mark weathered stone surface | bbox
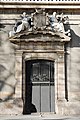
[0,31,16,100]
[0,8,80,116]
[0,98,23,115]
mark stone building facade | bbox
[0,1,80,115]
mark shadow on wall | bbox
[0,65,6,92]
[0,64,15,102]
[0,24,16,102]
[64,23,80,48]
[0,24,5,29]
[70,29,80,48]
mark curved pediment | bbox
[9,30,70,44]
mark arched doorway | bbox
[23,59,55,114]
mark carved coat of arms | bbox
[31,9,48,30]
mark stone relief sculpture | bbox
[14,12,31,33]
[9,12,31,37]
[9,9,70,37]
[49,12,70,36]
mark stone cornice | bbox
[0,2,80,9]
[9,30,70,44]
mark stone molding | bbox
[0,2,80,9]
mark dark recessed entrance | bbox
[23,59,55,114]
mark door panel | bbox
[51,85,55,112]
[41,85,50,112]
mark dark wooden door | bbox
[24,60,55,114]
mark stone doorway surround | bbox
[8,10,70,114]
[9,32,70,114]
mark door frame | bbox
[24,59,55,114]
[22,54,57,114]
[22,52,65,115]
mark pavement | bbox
[0,114,80,120]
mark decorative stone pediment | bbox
[9,9,70,52]
[9,30,70,53]
[9,30,70,44]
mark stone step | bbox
[0,115,80,120]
